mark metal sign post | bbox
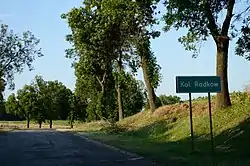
[176,76,221,153]
[208,92,214,153]
[188,92,195,151]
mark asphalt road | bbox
[0,130,160,166]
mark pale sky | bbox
[1,0,250,100]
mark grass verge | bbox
[84,92,250,166]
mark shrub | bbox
[101,119,127,134]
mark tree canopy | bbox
[163,0,250,108]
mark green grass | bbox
[0,120,73,129]
[84,92,250,166]
[0,120,107,131]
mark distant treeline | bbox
[0,75,181,128]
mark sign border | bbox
[176,76,221,93]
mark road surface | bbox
[0,130,159,166]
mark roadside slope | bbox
[85,92,250,165]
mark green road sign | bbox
[176,76,221,93]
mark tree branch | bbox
[203,0,219,37]
[233,5,250,22]
[0,53,18,75]
[0,40,23,75]
[96,70,107,86]
[101,70,107,84]
[222,0,236,35]
[96,76,102,86]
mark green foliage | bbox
[119,72,147,117]
[68,94,76,128]
[61,0,161,120]
[158,95,181,106]
[69,95,87,122]
[235,16,250,60]
[5,94,19,116]
[0,100,5,115]
[163,0,250,58]
[10,75,84,126]
[16,85,37,121]
[144,94,182,110]
[62,1,119,121]
[0,24,43,90]
[144,95,162,110]
[147,51,162,89]
[230,91,250,104]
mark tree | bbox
[120,72,147,117]
[68,94,77,128]
[5,93,19,116]
[32,96,46,129]
[61,1,118,120]
[99,0,147,119]
[0,24,43,90]
[16,76,75,128]
[132,0,162,112]
[62,0,162,120]
[136,36,162,112]
[17,85,37,128]
[73,64,98,121]
[73,96,87,122]
[46,80,61,125]
[0,78,6,115]
[33,76,73,128]
[30,77,47,128]
[163,0,250,109]
[158,95,181,106]
[73,57,116,121]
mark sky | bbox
[0,0,250,100]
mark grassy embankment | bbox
[80,92,250,166]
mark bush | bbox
[158,95,181,105]
[230,91,249,104]
[245,83,250,97]
[101,119,127,134]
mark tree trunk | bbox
[96,70,107,120]
[39,122,42,128]
[49,119,53,129]
[117,52,124,121]
[98,84,105,120]
[70,111,74,129]
[70,122,73,129]
[215,36,232,109]
[27,113,30,129]
[141,54,156,112]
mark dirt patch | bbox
[0,124,20,129]
[152,100,217,121]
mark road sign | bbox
[176,76,221,93]
[176,76,221,153]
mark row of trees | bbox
[61,0,250,117]
[2,74,181,127]
[0,21,179,126]
[61,0,163,121]
[5,76,77,128]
